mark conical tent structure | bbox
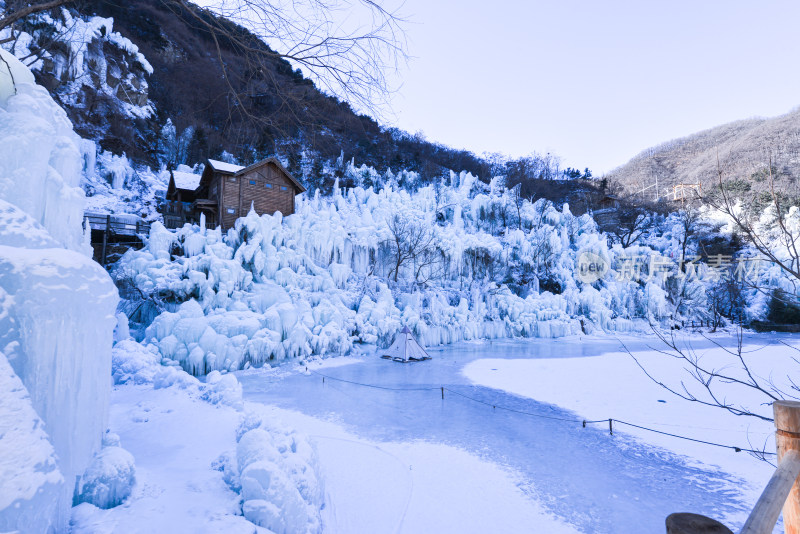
[381,326,431,362]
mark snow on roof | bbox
[207,159,244,174]
[172,171,201,191]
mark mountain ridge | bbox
[607,106,800,201]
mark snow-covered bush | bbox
[201,370,244,410]
[112,339,162,385]
[214,412,323,534]
[74,443,136,509]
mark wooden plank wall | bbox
[212,162,296,230]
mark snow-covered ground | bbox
[231,335,773,533]
[245,406,578,534]
[73,339,580,533]
[70,385,252,534]
[463,332,797,530]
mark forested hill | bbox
[607,107,800,201]
[18,0,490,180]
[4,0,599,204]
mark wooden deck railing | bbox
[84,213,151,265]
[668,400,800,534]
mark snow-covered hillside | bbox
[0,49,120,532]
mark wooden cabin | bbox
[161,158,306,230]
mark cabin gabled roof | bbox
[198,157,305,193]
[237,157,306,193]
[172,171,202,191]
[167,171,202,198]
[206,159,245,174]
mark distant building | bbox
[597,194,620,211]
[162,158,306,229]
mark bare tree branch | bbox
[619,326,798,424]
[0,0,72,32]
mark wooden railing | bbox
[83,213,151,265]
[668,400,800,534]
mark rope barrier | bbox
[309,370,439,392]
[308,368,777,457]
[441,386,584,423]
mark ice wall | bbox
[0,49,91,254]
[0,345,62,532]
[0,50,119,533]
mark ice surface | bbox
[240,339,758,533]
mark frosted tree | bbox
[0,0,71,31]
[709,159,800,285]
[628,161,800,443]
[157,119,194,168]
[383,212,436,283]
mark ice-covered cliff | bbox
[0,49,119,533]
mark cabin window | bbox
[280,186,288,191]
[228,177,236,183]
[226,207,236,214]
[265,183,273,189]
[249,180,256,185]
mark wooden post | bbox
[441,387,444,399]
[101,215,110,265]
[775,401,800,533]
[739,401,800,534]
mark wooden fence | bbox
[668,400,800,534]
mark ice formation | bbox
[0,49,119,532]
[117,172,699,375]
[0,50,90,253]
[0,348,62,531]
[73,443,136,509]
[217,411,323,534]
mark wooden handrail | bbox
[739,449,800,533]
[739,400,800,534]
[667,401,800,533]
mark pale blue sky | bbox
[386,0,800,174]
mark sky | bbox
[383,0,800,174]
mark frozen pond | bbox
[238,336,749,533]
